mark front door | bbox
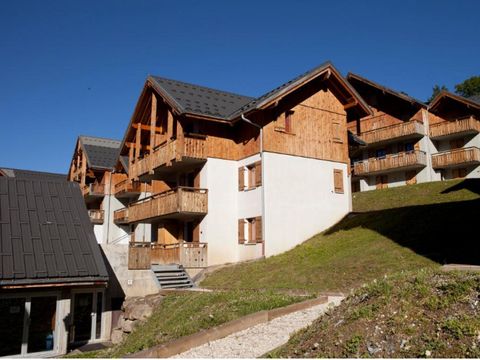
[72,290,104,344]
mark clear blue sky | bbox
[1,0,478,173]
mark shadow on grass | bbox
[327,179,480,266]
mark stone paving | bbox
[172,296,344,358]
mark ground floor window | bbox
[0,294,58,357]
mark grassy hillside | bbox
[268,269,480,358]
[201,179,480,293]
[68,290,309,358]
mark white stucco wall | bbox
[263,152,350,257]
[199,157,239,266]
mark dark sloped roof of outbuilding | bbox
[79,135,122,171]
[0,167,67,181]
[0,170,109,286]
[149,76,254,120]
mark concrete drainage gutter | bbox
[125,293,343,358]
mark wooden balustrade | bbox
[130,136,207,179]
[114,179,142,197]
[429,116,480,139]
[113,208,129,224]
[128,187,208,223]
[432,147,480,169]
[353,150,427,175]
[128,242,151,270]
[87,209,104,224]
[358,120,425,145]
[128,241,208,270]
[82,182,105,197]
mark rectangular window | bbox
[333,122,342,143]
[238,167,245,191]
[239,217,262,244]
[375,149,387,159]
[241,161,262,191]
[285,110,294,133]
[333,169,344,194]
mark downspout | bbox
[240,114,266,257]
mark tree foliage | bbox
[427,84,448,103]
[454,76,480,98]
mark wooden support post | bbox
[167,110,174,140]
[128,145,134,179]
[135,122,142,160]
[80,151,87,187]
[150,93,157,153]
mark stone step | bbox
[156,278,193,286]
[159,282,194,289]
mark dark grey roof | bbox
[79,135,121,170]
[149,61,370,121]
[149,76,254,119]
[347,72,426,108]
[0,167,67,182]
[0,172,109,286]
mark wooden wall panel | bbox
[263,88,349,163]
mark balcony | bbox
[432,147,480,169]
[127,187,208,223]
[353,150,427,176]
[130,135,207,180]
[114,179,142,198]
[128,241,208,270]
[358,120,425,146]
[82,182,105,200]
[429,116,480,140]
[88,209,104,224]
[113,207,129,225]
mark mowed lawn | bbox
[201,179,480,293]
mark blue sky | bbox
[0,0,478,173]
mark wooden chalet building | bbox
[114,61,370,280]
[347,74,480,192]
[428,91,480,179]
[347,73,432,191]
[0,168,109,357]
[67,62,371,294]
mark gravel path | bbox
[172,296,344,358]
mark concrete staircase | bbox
[151,264,195,289]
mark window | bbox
[333,122,343,143]
[333,169,344,194]
[239,217,262,244]
[238,161,262,191]
[285,110,294,133]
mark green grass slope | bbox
[268,269,480,358]
[201,179,480,293]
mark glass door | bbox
[27,296,57,353]
[0,297,26,356]
[72,290,104,344]
[73,293,94,343]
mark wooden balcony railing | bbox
[431,147,480,169]
[87,209,104,224]
[128,242,151,270]
[127,187,208,223]
[113,207,129,224]
[358,120,425,145]
[151,242,208,268]
[82,182,105,197]
[128,241,208,270]
[353,150,427,175]
[114,179,142,197]
[130,136,207,179]
[429,116,480,139]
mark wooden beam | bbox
[126,142,151,150]
[150,93,157,153]
[135,123,142,160]
[343,99,358,110]
[133,123,162,133]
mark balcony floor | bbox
[138,157,206,182]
